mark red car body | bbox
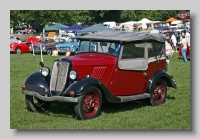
[10,37,39,54]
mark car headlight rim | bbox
[69,70,77,80]
[41,67,50,77]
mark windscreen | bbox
[79,40,121,57]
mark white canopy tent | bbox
[138,18,153,29]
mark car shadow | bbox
[32,97,176,119]
[33,99,149,118]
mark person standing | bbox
[171,31,178,52]
[185,30,190,47]
[180,34,188,62]
[10,28,13,34]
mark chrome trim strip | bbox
[22,90,78,103]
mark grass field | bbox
[10,52,190,129]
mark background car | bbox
[10,38,38,54]
[10,35,17,44]
[12,30,33,42]
[56,36,79,54]
[31,37,67,55]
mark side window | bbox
[23,32,26,34]
[154,41,164,56]
[121,42,145,59]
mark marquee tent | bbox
[43,23,68,31]
[78,24,116,33]
[61,24,85,31]
[166,17,177,23]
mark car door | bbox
[108,42,148,96]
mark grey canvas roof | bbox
[77,30,165,43]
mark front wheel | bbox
[16,48,21,54]
[149,79,167,106]
[74,86,102,120]
[25,95,51,112]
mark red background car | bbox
[10,37,39,54]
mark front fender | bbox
[146,70,177,93]
[25,71,51,97]
[64,77,121,103]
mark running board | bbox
[117,93,150,102]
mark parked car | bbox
[32,37,67,55]
[56,36,79,54]
[10,37,39,54]
[21,30,177,120]
[12,30,34,42]
[10,35,17,44]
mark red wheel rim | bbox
[153,82,165,103]
[83,92,99,117]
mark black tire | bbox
[16,48,21,54]
[25,95,51,112]
[149,79,167,106]
[47,49,52,55]
[74,86,102,120]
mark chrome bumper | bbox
[22,89,78,103]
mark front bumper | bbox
[22,89,79,103]
[33,49,47,53]
[10,48,16,52]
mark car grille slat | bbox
[50,61,69,95]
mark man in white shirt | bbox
[185,30,190,46]
[171,31,178,52]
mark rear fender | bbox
[146,70,177,93]
[25,71,51,97]
[64,77,121,103]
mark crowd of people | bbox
[165,29,190,63]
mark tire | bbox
[16,48,21,54]
[149,79,167,106]
[25,95,51,112]
[74,86,102,120]
[47,49,52,55]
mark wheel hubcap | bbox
[83,93,99,117]
[153,83,165,103]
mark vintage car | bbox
[10,37,39,54]
[32,37,67,55]
[12,30,34,42]
[56,36,79,54]
[21,30,177,120]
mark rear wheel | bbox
[16,48,21,54]
[25,95,51,112]
[74,86,102,120]
[149,79,167,106]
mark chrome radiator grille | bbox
[50,61,69,95]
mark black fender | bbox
[64,77,121,103]
[146,70,177,93]
[25,71,51,97]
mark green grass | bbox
[10,52,190,129]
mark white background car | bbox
[10,35,17,44]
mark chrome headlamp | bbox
[69,70,77,80]
[41,67,50,77]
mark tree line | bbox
[10,10,189,32]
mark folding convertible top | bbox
[77,30,166,43]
